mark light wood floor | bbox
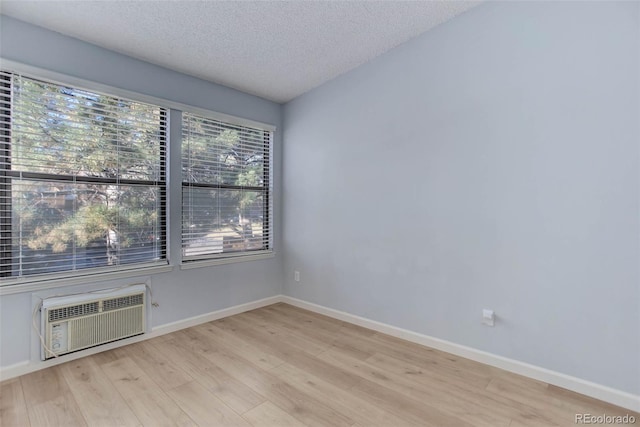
[1,303,637,427]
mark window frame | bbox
[0,59,276,295]
[180,110,274,267]
[0,69,170,287]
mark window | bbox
[182,112,272,262]
[0,71,167,282]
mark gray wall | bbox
[283,1,640,394]
[0,15,283,368]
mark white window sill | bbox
[180,251,275,270]
[0,264,174,295]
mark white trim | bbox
[151,295,281,336]
[0,58,277,132]
[281,296,640,413]
[180,252,275,270]
[3,293,638,413]
[0,295,281,381]
[0,265,174,296]
[0,361,30,378]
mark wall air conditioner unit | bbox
[40,284,146,360]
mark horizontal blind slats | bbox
[182,112,272,261]
[1,71,167,281]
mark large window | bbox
[182,112,272,262]
[0,71,167,281]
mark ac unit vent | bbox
[48,302,100,322]
[40,284,147,360]
[103,294,144,312]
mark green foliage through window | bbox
[0,72,167,278]
[182,113,271,260]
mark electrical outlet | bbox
[294,270,300,282]
[482,309,495,327]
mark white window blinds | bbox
[0,71,167,281]
[181,112,273,262]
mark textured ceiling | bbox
[1,1,479,103]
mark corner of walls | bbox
[281,0,640,400]
[276,101,286,296]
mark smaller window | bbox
[181,112,273,262]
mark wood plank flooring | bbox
[1,303,637,426]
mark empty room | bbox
[0,1,638,426]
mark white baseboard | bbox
[151,295,282,336]
[0,295,281,382]
[281,296,640,413]
[3,293,638,413]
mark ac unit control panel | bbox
[49,322,68,355]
